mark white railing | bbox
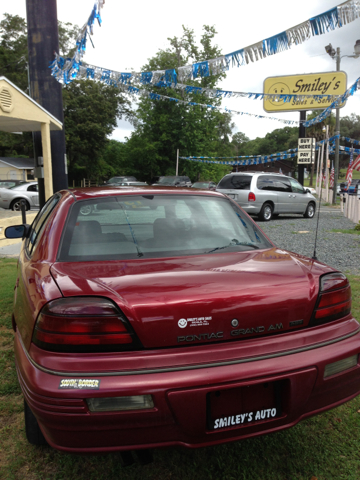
[340,194,360,224]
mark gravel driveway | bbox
[259,206,360,276]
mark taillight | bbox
[311,273,352,326]
[248,192,256,202]
[32,297,141,353]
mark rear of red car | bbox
[11,188,360,452]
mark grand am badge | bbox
[59,379,100,389]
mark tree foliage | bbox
[63,80,132,180]
[0,13,132,180]
[125,26,234,183]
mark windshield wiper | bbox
[206,240,260,254]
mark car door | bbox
[272,177,292,213]
[289,178,308,213]
[26,184,39,207]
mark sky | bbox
[3,0,360,144]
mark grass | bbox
[0,259,360,479]
[331,228,360,236]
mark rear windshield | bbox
[58,194,271,262]
[217,175,252,190]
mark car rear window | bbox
[217,175,252,190]
[58,194,271,262]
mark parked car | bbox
[191,181,217,190]
[152,175,192,187]
[217,173,317,221]
[151,176,165,184]
[348,179,360,195]
[340,179,360,194]
[104,176,137,186]
[5,186,359,453]
[113,181,148,187]
[0,181,39,210]
[0,180,28,189]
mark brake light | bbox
[311,273,351,326]
[248,192,256,202]
[32,297,141,353]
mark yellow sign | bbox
[263,71,347,113]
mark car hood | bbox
[50,248,335,348]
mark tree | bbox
[0,14,33,157]
[231,132,250,156]
[0,13,133,182]
[63,80,132,181]
[126,25,234,183]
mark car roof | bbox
[227,172,287,176]
[67,186,225,201]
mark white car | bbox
[0,182,39,211]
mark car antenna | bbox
[20,199,27,225]
[312,183,322,260]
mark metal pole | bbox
[176,149,179,176]
[333,47,341,204]
[298,111,306,185]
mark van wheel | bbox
[24,400,47,446]
[258,203,273,221]
[304,203,316,218]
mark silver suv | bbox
[216,172,317,221]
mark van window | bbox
[257,175,291,192]
[217,175,252,190]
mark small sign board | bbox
[263,71,347,113]
[298,138,315,164]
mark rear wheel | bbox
[258,203,273,221]
[304,202,316,218]
[24,400,47,446]
[10,199,30,211]
[79,205,93,216]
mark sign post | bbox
[298,138,316,165]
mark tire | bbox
[24,399,47,446]
[79,205,93,216]
[304,202,316,218]
[10,199,30,211]
[258,203,273,222]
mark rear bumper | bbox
[15,328,360,453]
[238,203,261,215]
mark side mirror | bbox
[5,224,30,239]
[306,188,310,193]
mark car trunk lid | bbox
[50,248,333,349]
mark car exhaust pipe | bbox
[119,449,153,467]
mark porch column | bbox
[41,122,53,200]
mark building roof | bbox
[0,157,34,169]
[0,76,62,132]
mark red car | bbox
[6,186,360,454]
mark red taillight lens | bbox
[248,192,256,202]
[311,273,352,326]
[32,297,141,353]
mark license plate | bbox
[228,194,237,199]
[206,381,283,431]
